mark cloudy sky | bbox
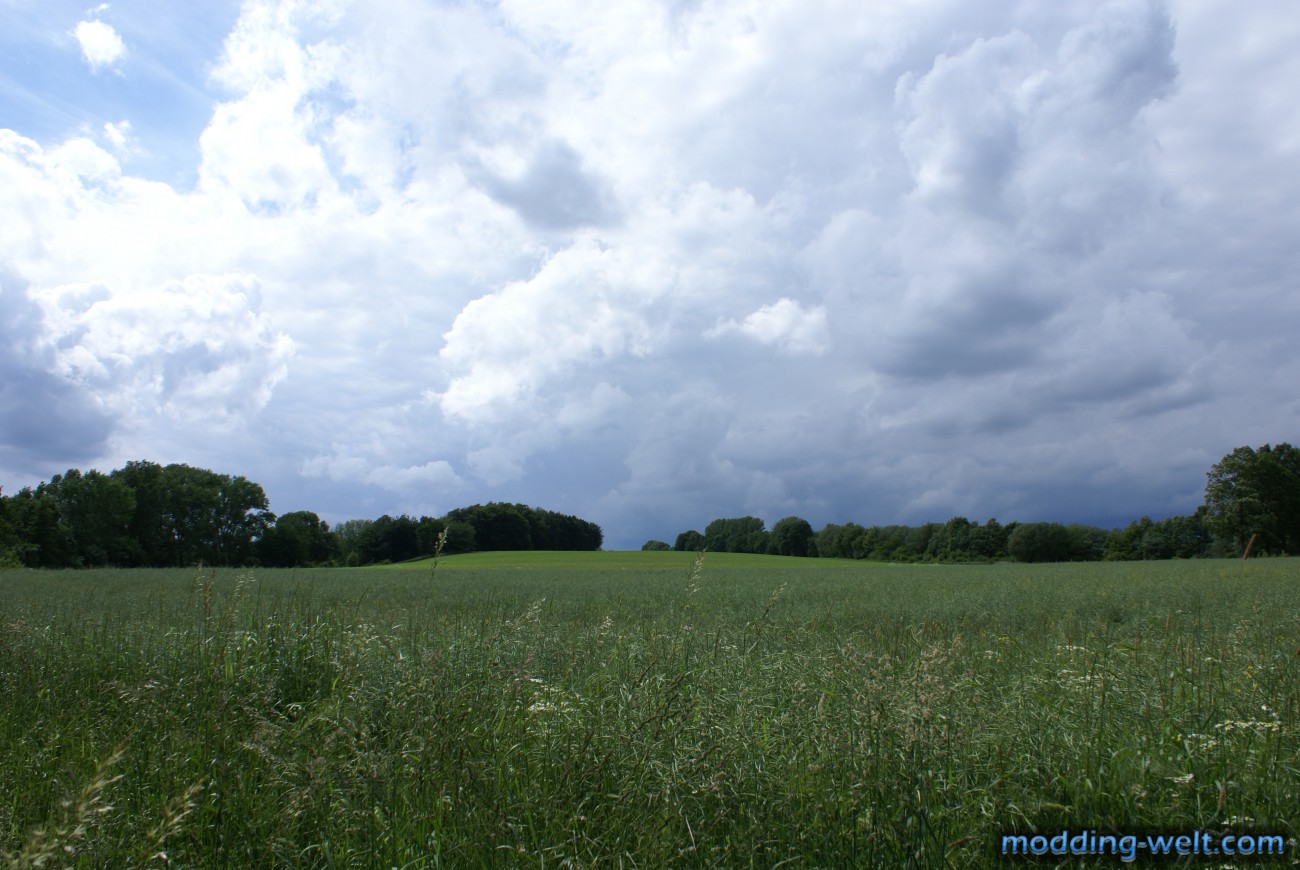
[2,0,1298,548]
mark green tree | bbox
[703,517,767,553]
[673,530,704,552]
[333,518,373,566]
[968,518,1008,560]
[1007,522,1071,563]
[356,514,422,564]
[49,469,138,566]
[442,521,476,554]
[157,464,272,566]
[814,523,866,559]
[903,524,939,561]
[258,511,335,567]
[925,517,972,561]
[445,503,533,551]
[1166,509,1213,558]
[859,525,909,561]
[1065,523,1108,561]
[1205,443,1300,555]
[1105,512,1213,561]
[6,488,77,568]
[1104,518,1145,561]
[416,516,446,556]
[0,488,28,567]
[111,460,171,566]
[641,539,671,551]
[768,516,815,557]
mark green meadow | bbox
[1,554,1297,867]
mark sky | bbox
[2,0,1298,549]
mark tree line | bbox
[650,443,1300,562]
[0,460,602,569]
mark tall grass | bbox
[0,557,1297,867]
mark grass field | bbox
[1,554,1297,867]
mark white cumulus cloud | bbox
[36,274,294,425]
[709,298,830,356]
[73,19,126,71]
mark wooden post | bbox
[1242,532,1261,560]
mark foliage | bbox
[159,464,273,566]
[1204,443,1300,555]
[256,511,336,567]
[110,460,172,566]
[641,539,671,551]
[702,516,768,554]
[0,466,603,569]
[729,512,1202,565]
[443,502,602,552]
[1007,522,1072,563]
[39,469,137,566]
[10,444,1293,569]
[813,522,866,559]
[673,529,705,551]
[4,487,77,568]
[1104,511,1213,561]
[968,517,1010,559]
[1064,522,1108,561]
[0,490,24,568]
[767,516,815,557]
[442,521,476,555]
[331,518,372,567]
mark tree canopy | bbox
[0,464,603,569]
[2,442,1293,568]
[1204,443,1300,555]
[658,443,1293,565]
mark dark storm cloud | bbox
[0,266,112,469]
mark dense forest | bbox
[1,443,1294,569]
[0,460,601,569]
[653,443,1300,563]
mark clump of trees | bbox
[666,442,1297,563]
[0,461,271,568]
[443,503,602,553]
[671,515,817,557]
[672,514,1208,564]
[1102,511,1212,561]
[3,442,1293,569]
[0,462,602,569]
[1204,443,1300,556]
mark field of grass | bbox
[1,554,1297,867]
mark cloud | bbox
[35,274,293,425]
[303,451,463,492]
[875,4,1180,382]
[73,18,126,72]
[436,237,669,426]
[0,265,113,470]
[101,120,132,150]
[2,0,1299,547]
[476,139,621,230]
[708,298,830,356]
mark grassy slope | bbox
[1,557,1297,867]
[384,549,875,571]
